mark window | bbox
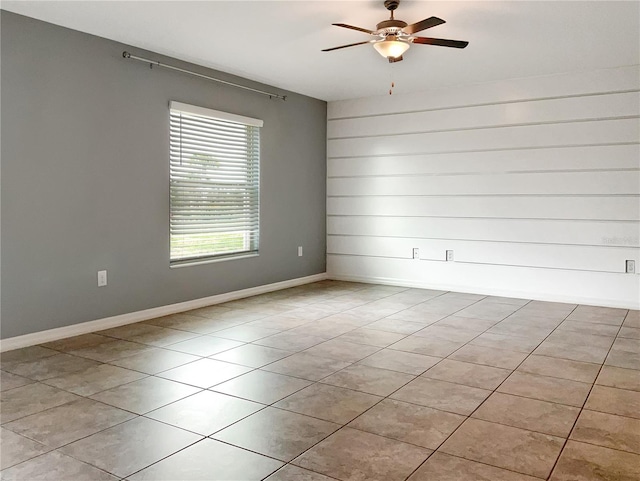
[169,101,261,265]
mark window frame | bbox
[168,101,262,267]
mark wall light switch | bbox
[412,248,419,259]
[98,270,107,287]
[446,250,454,262]
[298,246,303,257]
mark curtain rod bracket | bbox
[122,51,286,101]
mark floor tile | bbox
[100,324,199,347]
[423,359,511,390]
[0,371,33,391]
[358,349,440,375]
[349,398,464,449]
[0,451,118,481]
[566,306,627,325]
[254,332,327,351]
[549,440,640,480]
[619,326,640,339]
[213,325,281,342]
[408,452,540,481]
[0,427,50,470]
[337,328,406,347]
[545,330,615,349]
[147,313,241,334]
[69,339,153,362]
[41,334,114,352]
[439,418,564,478]
[213,407,339,461]
[605,341,640,370]
[517,355,600,383]
[265,464,335,480]
[108,348,200,374]
[0,346,58,367]
[365,318,427,334]
[59,416,202,478]
[246,315,314,330]
[584,385,640,419]
[146,390,263,435]
[487,323,553,340]
[321,364,415,396]
[571,409,640,454]
[469,332,541,353]
[165,335,244,356]
[448,344,528,370]
[42,363,146,396]
[90,376,200,414]
[472,392,580,437]
[391,377,491,415]
[303,339,380,363]
[534,340,610,364]
[275,383,381,424]
[128,438,283,480]
[211,344,294,368]
[498,372,591,407]
[3,353,100,381]
[413,325,479,343]
[286,322,356,339]
[596,365,640,392]
[389,336,463,357]
[213,370,311,404]
[556,320,620,337]
[2,398,135,448]
[262,352,351,381]
[0,383,79,424]
[434,315,500,333]
[156,358,252,388]
[293,427,430,481]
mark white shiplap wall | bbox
[327,65,640,309]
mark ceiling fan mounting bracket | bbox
[384,0,400,12]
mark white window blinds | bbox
[169,101,262,264]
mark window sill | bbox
[170,253,259,269]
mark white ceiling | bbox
[3,1,639,101]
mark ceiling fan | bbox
[322,0,469,63]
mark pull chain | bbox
[389,62,396,95]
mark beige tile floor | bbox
[1,280,639,480]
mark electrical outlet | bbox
[298,246,303,257]
[626,260,636,274]
[446,250,454,262]
[412,248,419,259]
[97,270,107,287]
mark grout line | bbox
[545,313,629,480]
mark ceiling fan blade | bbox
[412,37,469,49]
[388,55,403,63]
[332,23,374,35]
[322,41,372,52]
[404,16,446,35]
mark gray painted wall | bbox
[1,11,327,339]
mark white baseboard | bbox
[0,273,328,353]
[329,274,640,310]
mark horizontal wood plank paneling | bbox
[328,118,638,158]
[328,171,639,196]
[327,196,640,221]
[327,66,640,307]
[328,144,640,177]
[328,236,638,273]
[327,216,639,247]
[328,91,640,139]
[327,255,640,309]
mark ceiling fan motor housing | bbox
[376,19,408,34]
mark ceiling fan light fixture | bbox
[373,37,410,59]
